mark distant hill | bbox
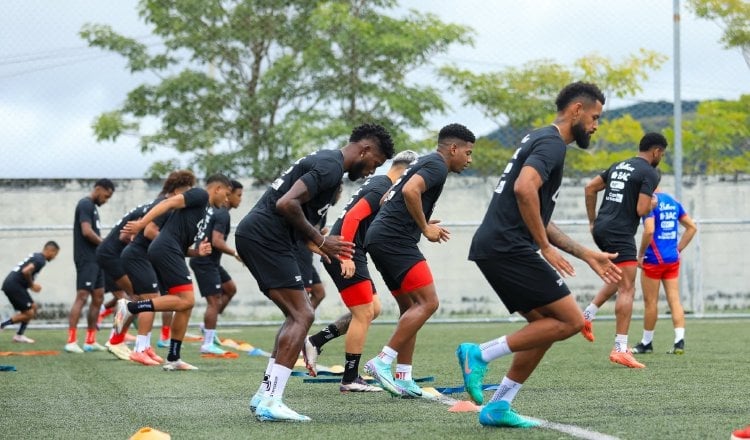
[484,100,700,146]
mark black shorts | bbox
[473,251,571,314]
[189,260,232,297]
[148,244,193,294]
[592,230,637,263]
[235,235,304,295]
[2,282,33,311]
[122,245,161,295]
[322,252,376,293]
[367,241,424,292]
[75,261,105,292]
[97,248,127,281]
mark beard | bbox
[347,160,367,181]
[572,121,591,149]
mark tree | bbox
[688,0,750,66]
[82,0,472,182]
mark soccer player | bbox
[1,241,60,343]
[65,178,115,353]
[239,123,393,422]
[116,174,232,371]
[363,124,474,399]
[189,179,244,355]
[581,132,666,368]
[456,82,621,428]
[631,189,697,355]
[304,150,419,392]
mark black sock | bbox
[0,319,12,328]
[17,321,28,335]
[309,324,340,350]
[167,339,182,362]
[342,353,362,384]
[128,300,154,314]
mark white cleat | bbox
[12,334,35,343]
[162,359,199,371]
[64,342,84,354]
[255,398,311,422]
[106,342,132,361]
[302,336,318,377]
[113,298,131,334]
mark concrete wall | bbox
[1,175,749,321]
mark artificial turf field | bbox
[0,319,747,439]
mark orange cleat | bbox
[130,350,160,366]
[732,425,750,440]
[581,319,595,342]
[144,347,164,364]
[609,350,646,368]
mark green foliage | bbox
[688,0,750,50]
[82,0,472,182]
[467,138,515,177]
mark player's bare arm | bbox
[547,222,621,283]
[402,174,449,243]
[123,195,186,235]
[80,221,102,246]
[584,175,605,231]
[678,213,698,252]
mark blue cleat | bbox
[363,358,403,397]
[456,343,488,404]
[249,391,264,413]
[255,398,311,422]
[395,378,434,400]
[479,400,540,428]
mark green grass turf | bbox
[0,320,747,439]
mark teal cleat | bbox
[363,358,403,397]
[255,398,311,422]
[395,378,433,400]
[249,391,264,413]
[456,343,488,404]
[479,400,540,428]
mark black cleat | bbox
[631,342,653,354]
[667,339,685,355]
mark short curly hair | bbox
[555,82,606,111]
[438,123,476,144]
[639,132,668,152]
[161,170,196,195]
[349,123,395,160]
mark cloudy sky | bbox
[1,0,747,178]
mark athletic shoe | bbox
[144,346,164,363]
[12,334,35,343]
[200,344,226,355]
[113,298,131,334]
[363,358,403,397]
[107,342,132,361]
[732,425,750,440]
[631,342,653,354]
[340,376,383,393]
[456,342,488,404]
[130,351,160,366]
[479,400,540,428]
[301,336,318,377]
[609,349,646,368]
[83,342,107,352]
[581,319,595,342]
[249,391,264,413]
[162,359,198,371]
[255,397,311,422]
[64,342,84,353]
[667,339,685,355]
[395,378,434,399]
[157,338,170,348]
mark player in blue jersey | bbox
[1,241,60,343]
[631,189,697,355]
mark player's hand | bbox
[541,246,576,277]
[423,220,450,243]
[312,234,353,264]
[232,250,243,263]
[636,255,644,269]
[122,220,144,236]
[198,238,212,256]
[340,258,355,279]
[31,283,42,293]
[583,249,622,284]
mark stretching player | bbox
[364,124,474,399]
[1,241,60,343]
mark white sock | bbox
[145,332,152,349]
[135,335,149,353]
[479,335,511,362]
[614,334,628,352]
[641,330,654,345]
[203,329,216,348]
[674,327,685,343]
[268,364,292,399]
[489,376,522,404]
[377,346,398,364]
[259,358,275,396]
[583,304,599,321]
[395,364,412,381]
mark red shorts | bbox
[392,260,433,296]
[340,280,375,308]
[642,261,680,280]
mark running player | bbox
[456,82,621,428]
[1,241,60,343]
[189,179,244,355]
[304,150,418,392]
[239,123,393,422]
[65,178,115,353]
[581,132,665,368]
[116,174,233,371]
[631,188,697,355]
[363,124,474,399]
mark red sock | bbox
[67,328,77,344]
[99,307,114,318]
[161,326,171,341]
[109,331,125,345]
[85,329,96,345]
